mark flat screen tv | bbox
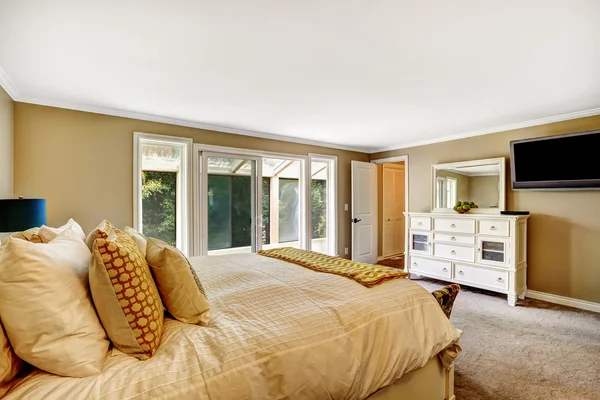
[510,129,600,190]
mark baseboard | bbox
[526,290,600,313]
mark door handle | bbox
[352,218,362,223]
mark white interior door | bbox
[351,161,377,263]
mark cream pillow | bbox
[90,230,164,360]
[146,238,210,326]
[0,227,110,377]
[37,218,86,243]
[0,321,23,398]
[1,227,42,245]
[85,220,116,250]
[124,226,147,257]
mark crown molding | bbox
[370,107,600,153]
[14,94,370,153]
[0,66,19,100]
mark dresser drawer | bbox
[410,256,451,279]
[434,243,475,263]
[478,219,509,236]
[454,264,509,291]
[434,233,475,245]
[434,217,475,234]
[410,217,431,230]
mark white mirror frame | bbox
[431,157,506,214]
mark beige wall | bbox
[371,115,600,303]
[13,103,369,258]
[468,175,499,208]
[0,86,13,198]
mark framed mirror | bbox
[431,157,505,214]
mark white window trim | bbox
[309,154,338,256]
[133,132,193,255]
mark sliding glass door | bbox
[200,153,261,255]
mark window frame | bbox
[309,154,338,256]
[133,132,193,255]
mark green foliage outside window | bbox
[142,170,177,246]
[311,179,327,239]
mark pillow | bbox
[37,218,86,243]
[0,320,23,398]
[85,220,116,250]
[146,238,210,325]
[0,227,110,377]
[124,226,147,257]
[89,230,164,360]
[1,227,42,245]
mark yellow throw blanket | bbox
[257,247,408,288]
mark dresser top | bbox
[404,211,529,220]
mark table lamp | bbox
[0,197,47,241]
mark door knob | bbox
[352,218,362,223]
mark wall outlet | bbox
[344,204,348,211]
[344,247,349,255]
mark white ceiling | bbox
[1,0,599,153]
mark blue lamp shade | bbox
[0,199,47,232]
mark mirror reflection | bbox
[435,164,500,209]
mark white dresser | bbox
[405,212,529,306]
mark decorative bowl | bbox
[454,208,470,214]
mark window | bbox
[309,154,337,256]
[134,133,192,254]
[194,146,337,257]
[436,177,457,208]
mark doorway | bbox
[371,156,408,269]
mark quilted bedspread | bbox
[5,253,461,400]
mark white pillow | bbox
[38,218,86,243]
[0,227,109,377]
[124,226,147,256]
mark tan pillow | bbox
[124,226,147,257]
[0,320,23,398]
[1,227,42,245]
[89,230,164,360]
[146,238,210,326]
[85,220,116,250]
[37,218,86,243]
[0,227,110,377]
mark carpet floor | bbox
[414,277,600,400]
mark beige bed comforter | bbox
[5,254,461,400]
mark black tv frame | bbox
[510,129,600,190]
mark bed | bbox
[4,253,461,400]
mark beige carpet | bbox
[415,277,600,400]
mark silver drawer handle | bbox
[458,270,464,275]
[451,236,456,241]
[450,224,456,228]
[490,226,497,230]
[442,267,448,272]
[497,277,503,282]
[418,222,423,225]
[450,250,456,254]
[477,248,481,252]
[413,262,417,267]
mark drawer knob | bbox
[450,224,456,228]
[477,248,481,252]
[451,236,456,241]
[450,250,456,254]
[418,222,423,225]
[442,267,448,272]
[490,226,497,230]
[458,270,464,275]
[413,262,417,267]
[497,277,503,282]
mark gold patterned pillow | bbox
[146,238,210,325]
[89,229,164,360]
[85,220,116,250]
[1,227,42,245]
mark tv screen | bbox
[510,130,600,190]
